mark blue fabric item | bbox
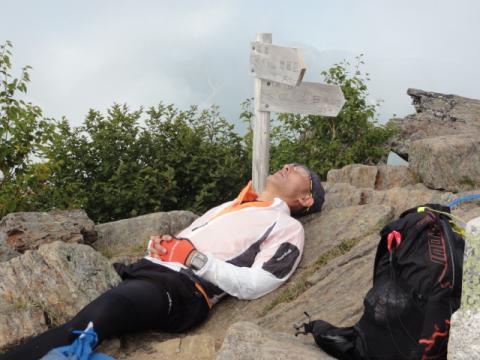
[447,194,480,207]
[39,323,115,360]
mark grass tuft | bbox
[94,241,147,259]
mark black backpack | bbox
[295,204,465,360]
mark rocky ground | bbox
[1,88,479,359]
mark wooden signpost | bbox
[250,33,346,193]
[250,42,306,86]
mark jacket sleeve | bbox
[194,220,304,300]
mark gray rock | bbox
[376,165,417,190]
[301,205,394,267]
[0,307,46,353]
[0,209,96,254]
[323,182,365,212]
[449,310,480,360]
[449,216,480,360]
[217,321,332,360]
[125,334,216,360]
[0,243,19,263]
[326,164,417,191]
[0,241,121,350]
[327,164,378,189]
[407,88,480,125]
[94,210,198,260]
[324,176,451,217]
[365,187,452,217]
[409,134,480,191]
[390,88,480,157]
[94,338,122,358]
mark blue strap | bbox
[447,194,480,208]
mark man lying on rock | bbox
[1,163,324,360]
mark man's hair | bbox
[292,164,325,217]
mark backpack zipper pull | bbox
[293,311,312,336]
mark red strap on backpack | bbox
[387,231,402,253]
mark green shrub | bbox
[0,41,56,216]
[42,104,249,223]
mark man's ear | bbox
[298,195,314,209]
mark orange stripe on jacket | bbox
[211,181,272,220]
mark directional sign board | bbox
[258,80,346,117]
[250,42,306,86]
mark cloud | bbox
[6,1,239,125]
[1,0,479,132]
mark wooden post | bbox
[252,33,272,193]
[249,33,345,192]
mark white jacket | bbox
[145,182,304,300]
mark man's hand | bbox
[148,234,195,266]
[148,234,171,258]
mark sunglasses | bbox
[290,163,313,212]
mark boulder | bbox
[216,321,331,360]
[0,241,120,351]
[449,216,480,359]
[300,205,393,267]
[365,187,452,217]
[0,209,96,255]
[324,176,451,217]
[0,243,19,263]
[323,182,364,212]
[327,164,378,189]
[326,164,417,191]
[409,134,480,191]
[463,214,480,312]
[449,310,480,359]
[376,165,417,190]
[390,88,480,157]
[124,334,216,360]
[94,210,198,260]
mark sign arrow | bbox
[258,80,346,117]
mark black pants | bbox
[0,260,210,360]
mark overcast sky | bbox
[2,0,479,132]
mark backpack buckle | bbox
[387,231,402,253]
[293,311,312,336]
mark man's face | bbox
[266,164,312,212]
